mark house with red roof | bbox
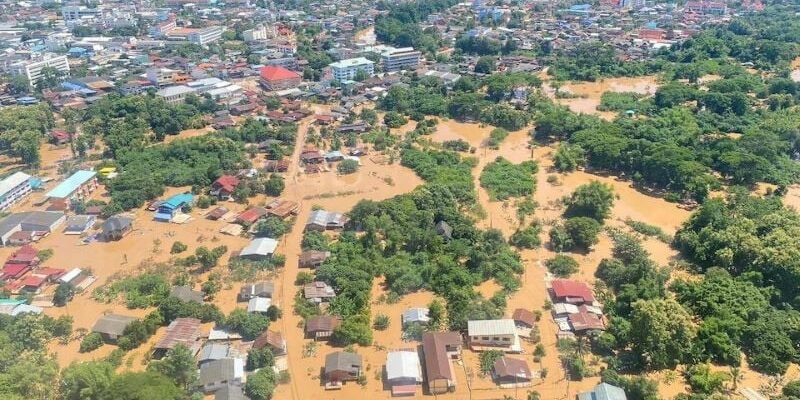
[550,279,595,305]
[210,175,240,200]
[1,263,30,281]
[50,130,73,145]
[567,306,605,333]
[8,245,39,266]
[235,207,268,226]
[259,65,302,91]
[19,275,47,294]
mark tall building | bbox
[188,26,225,45]
[381,47,421,72]
[11,55,70,86]
[329,57,374,81]
[243,26,271,42]
[0,172,32,211]
[61,5,101,22]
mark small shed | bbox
[92,314,136,342]
[239,238,278,260]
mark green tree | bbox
[53,282,75,306]
[563,217,602,250]
[60,361,115,400]
[629,298,697,370]
[337,159,359,174]
[224,308,270,341]
[564,181,615,222]
[100,372,183,400]
[474,56,496,74]
[254,216,288,238]
[246,347,275,371]
[79,332,104,353]
[244,368,277,400]
[545,255,580,277]
[146,344,197,389]
[264,174,285,196]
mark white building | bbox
[10,55,70,86]
[186,77,244,103]
[0,172,32,211]
[329,57,374,81]
[61,5,101,22]
[467,319,522,352]
[156,85,196,104]
[188,26,225,45]
[381,47,422,72]
[243,26,270,42]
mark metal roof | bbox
[0,171,30,198]
[240,238,278,257]
[386,351,422,382]
[467,319,517,337]
[46,170,96,199]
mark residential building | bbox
[386,350,423,396]
[422,332,462,394]
[247,297,272,314]
[198,343,232,367]
[210,175,240,200]
[243,26,270,42]
[199,358,245,394]
[330,57,374,81]
[467,319,522,352]
[305,315,341,340]
[61,5,101,22]
[324,351,362,387]
[64,215,96,235]
[45,170,98,206]
[101,215,133,241]
[238,281,275,301]
[239,238,278,261]
[577,382,628,400]
[381,47,421,72]
[92,314,136,343]
[402,307,430,327]
[214,384,245,400]
[189,26,225,45]
[156,85,196,104]
[155,193,193,222]
[0,172,32,211]
[11,55,70,86]
[493,357,533,387]
[305,210,348,231]
[170,285,204,303]
[253,330,286,355]
[550,279,595,305]
[0,211,66,245]
[259,65,302,90]
[153,317,202,357]
[303,281,336,303]
[299,250,330,269]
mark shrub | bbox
[486,128,509,148]
[509,223,542,249]
[170,241,188,254]
[254,216,288,238]
[545,255,579,277]
[373,313,390,331]
[337,159,359,174]
[264,174,285,196]
[79,332,104,353]
[53,282,75,306]
[479,350,504,374]
[479,157,538,200]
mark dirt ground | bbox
[19,80,778,399]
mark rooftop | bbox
[46,170,96,199]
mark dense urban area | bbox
[1,0,800,399]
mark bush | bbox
[442,139,470,152]
[564,181,615,222]
[254,216,288,238]
[479,350,504,374]
[384,111,407,128]
[79,332,104,353]
[53,282,75,306]
[479,157,538,200]
[553,144,585,172]
[545,255,579,277]
[301,231,329,251]
[509,223,542,249]
[246,347,275,371]
[295,272,314,285]
[170,241,188,254]
[337,159,359,174]
[264,174,285,196]
[486,128,509,148]
[564,217,602,250]
[373,313,390,331]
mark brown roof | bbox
[155,317,201,350]
[305,315,341,334]
[267,199,299,218]
[568,308,605,332]
[422,332,462,381]
[493,356,532,380]
[253,330,285,350]
[512,308,536,327]
[299,250,330,266]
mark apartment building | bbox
[243,26,271,42]
[329,57,374,81]
[381,47,421,72]
[0,172,32,211]
[10,55,70,86]
[61,5,101,22]
[188,26,225,45]
[156,85,196,104]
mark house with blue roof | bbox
[155,193,194,222]
[577,383,627,400]
[46,170,98,207]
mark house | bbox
[422,332,462,394]
[0,171,33,211]
[239,238,278,261]
[92,314,136,343]
[198,343,232,367]
[305,315,341,340]
[386,350,423,396]
[577,382,628,400]
[210,175,240,200]
[253,330,286,355]
[0,211,66,245]
[512,308,536,329]
[235,207,268,226]
[324,351,362,388]
[1,263,30,281]
[206,206,229,220]
[170,285,205,303]
[101,215,133,241]
[305,210,348,231]
[435,221,453,241]
[199,358,246,394]
[264,159,289,172]
[550,279,595,305]
[155,193,193,222]
[304,281,336,303]
[324,151,344,162]
[300,149,325,164]
[568,306,605,333]
[467,319,522,352]
[153,317,202,358]
[18,274,47,293]
[266,199,299,219]
[45,170,98,206]
[493,357,533,387]
[7,245,39,265]
[214,384,246,400]
[402,308,430,327]
[50,129,72,145]
[259,65,302,91]
[299,250,330,269]
[238,281,275,301]
[64,215,96,234]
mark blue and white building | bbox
[329,57,374,81]
[0,172,32,211]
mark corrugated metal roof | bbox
[386,351,422,382]
[467,319,517,336]
[46,170,96,199]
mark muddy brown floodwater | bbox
[541,75,661,120]
[27,100,775,399]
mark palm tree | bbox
[730,366,742,392]
[527,390,541,400]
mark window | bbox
[492,337,500,341]
[502,337,510,342]
[482,336,489,341]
